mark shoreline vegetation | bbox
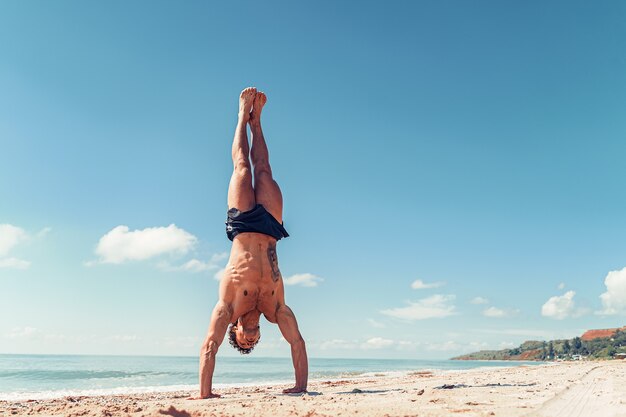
[452,326,626,361]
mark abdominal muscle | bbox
[220,233,283,320]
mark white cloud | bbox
[182,252,228,272]
[598,267,626,315]
[427,340,492,353]
[158,336,201,348]
[107,334,139,342]
[411,279,444,290]
[367,318,386,329]
[213,267,226,281]
[179,259,214,273]
[5,327,40,339]
[482,306,519,318]
[483,307,506,318]
[159,252,228,273]
[93,224,197,264]
[36,227,52,239]
[0,224,27,256]
[316,339,358,351]
[397,340,420,350]
[0,224,45,269]
[426,341,462,351]
[380,294,456,320]
[0,257,31,269]
[498,341,517,349]
[475,328,581,339]
[361,337,394,350]
[311,338,421,352]
[558,282,565,290]
[284,273,324,287]
[470,296,489,305]
[541,291,578,320]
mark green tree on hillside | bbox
[452,328,626,361]
[613,330,626,348]
[573,337,583,354]
[607,345,617,357]
[563,340,571,355]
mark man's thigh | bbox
[254,172,283,223]
[228,169,256,211]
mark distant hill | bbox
[452,327,626,361]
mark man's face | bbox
[235,321,260,349]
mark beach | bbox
[2,361,624,417]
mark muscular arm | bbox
[196,301,232,399]
[275,304,308,393]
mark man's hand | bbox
[187,392,221,400]
[282,386,307,394]
[199,301,232,400]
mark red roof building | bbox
[581,326,626,341]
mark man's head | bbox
[228,317,261,354]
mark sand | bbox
[1,361,625,417]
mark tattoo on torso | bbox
[267,244,281,282]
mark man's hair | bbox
[228,323,260,355]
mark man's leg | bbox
[227,87,257,212]
[249,92,284,223]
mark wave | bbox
[0,384,198,401]
[0,379,299,401]
[0,369,190,381]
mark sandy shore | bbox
[1,361,625,417]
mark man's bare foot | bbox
[282,386,306,394]
[187,392,221,400]
[239,87,256,123]
[249,91,267,126]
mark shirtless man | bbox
[195,87,308,398]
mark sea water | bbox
[0,354,543,401]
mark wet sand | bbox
[2,361,625,417]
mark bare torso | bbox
[220,232,285,323]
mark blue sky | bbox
[1,1,625,359]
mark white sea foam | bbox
[0,380,300,402]
[0,385,196,401]
[356,370,413,379]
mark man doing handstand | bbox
[195,87,308,398]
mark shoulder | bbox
[213,300,234,318]
[275,303,294,319]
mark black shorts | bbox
[225,204,289,241]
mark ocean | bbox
[0,354,543,401]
